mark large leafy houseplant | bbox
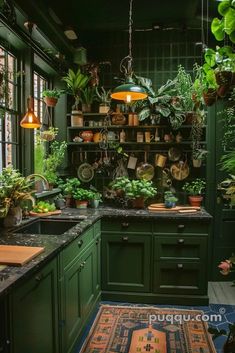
[211,0,235,44]
[0,167,34,225]
[62,68,90,110]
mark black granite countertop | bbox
[0,207,212,297]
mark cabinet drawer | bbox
[94,220,101,236]
[102,218,152,233]
[153,220,208,235]
[62,227,93,269]
[154,236,207,261]
[153,261,207,295]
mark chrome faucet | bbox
[25,174,50,192]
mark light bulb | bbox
[126,94,132,103]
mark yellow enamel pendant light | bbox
[111,0,147,102]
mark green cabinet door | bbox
[93,236,101,296]
[11,258,58,353]
[102,233,151,292]
[61,243,97,353]
[0,296,9,353]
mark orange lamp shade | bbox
[111,81,147,102]
[20,97,41,129]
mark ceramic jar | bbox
[79,130,93,142]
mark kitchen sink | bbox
[13,219,81,235]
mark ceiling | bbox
[43,0,219,39]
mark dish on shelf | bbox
[168,147,182,161]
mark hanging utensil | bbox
[136,149,154,181]
[77,151,94,183]
[170,158,189,181]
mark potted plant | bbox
[79,86,97,113]
[40,127,59,142]
[58,177,81,207]
[72,188,93,208]
[192,148,208,168]
[182,178,206,207]
[164,191,178,208]
[95,86,111,113]
[43,141,67,189]
[90,191,102,208]
[42,89,63,107]
[110,176,130,198]
[62,67,90,125]
[193,63,218,107]
[175,64,195,113]
[53,194,66,209]
[0,167,35,227]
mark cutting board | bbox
[29,210,61,217]
[0,245,45,266]
[148,203,200,213]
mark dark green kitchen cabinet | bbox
[101,233,151,292]
[60,233,101,353]
[0,296,9,353]
[10,258,59,353]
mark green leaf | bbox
[155,105,171,117]
[138,106,151,121]
[205,48,217,67]
[218,0,231,16]
[229,30,235,43]
[211,18,225,41]
[224,7,235,34]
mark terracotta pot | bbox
[65,196,75,208]
[203,89,217,106]
[132,197,145,209]
[75,200,88,209]
[188,195,203,207]
[43,97,58,107]
[217,85,230,98]
[3,206,22,227]
[215,71,233,86]
[79,130,93,142]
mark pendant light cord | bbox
[120,0,133,77]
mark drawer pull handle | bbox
[96,238,100,245]
[35,274,43,282]
[178,224,185,230]
[122,236,129,241]
[177,264,183,269]
[78,240,83,247]
[121,222,129,228]
[178,238,185,244]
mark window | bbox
[33,71,48,173]
[0,46,19,171]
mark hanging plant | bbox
[42,89,63,107]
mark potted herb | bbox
[42,89,63,107]
[58,177,81,207]
[0,167,35,227]
[72,188,93,208]
[43,141,67,189]
[95,86,111,113]
[90,191,102,208]
[110,176,130,198]
[164,191,178,208]
[182,178,206,207]
[40,127,59,142]
[125,179,157,208]
[79,86,97,113]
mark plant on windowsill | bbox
[72,188,94,208]
[164,191,178,208]
[0,166,35,227]
[42,89,63,107]
[43,140,67,189]
[182,178,206,207]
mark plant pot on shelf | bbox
[203,89,217,106]
[192,159,202,168]
[75,200,88,209]
[164,201,176,209]
[71,110,83,127]
[3,206,22,227]
[82,104,91,113]
[43,97,58,107]
[131,197,145,209]
[99,103,109,114]
[65,196,74,208]
[188,195,203,207]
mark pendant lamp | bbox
[20,96,41,129]
[111,0,147,102]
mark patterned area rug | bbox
[80,305,216,353]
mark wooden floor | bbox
[208,282,235,305]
